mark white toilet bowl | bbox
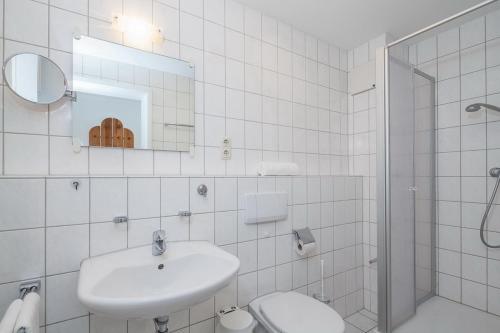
[249,292,345,333]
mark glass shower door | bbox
[378,52,436,332]
[387,55,417,329]
[413,70,435,305]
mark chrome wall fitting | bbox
[178,210,192,217]
[19,280,41,299]
[313,293,331,304]
[490,167,500,178]
[113,216,128,224]
[197,184,208,196]
[217,306,239,318]
[154,316,169,333]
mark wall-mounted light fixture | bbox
[112,15,164,44]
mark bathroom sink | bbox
[77,241,240,319]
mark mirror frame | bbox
[3,53,72,105]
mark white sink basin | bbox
[78,241,240,319]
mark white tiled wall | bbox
[0,175,364,332]
[0,1,358,330]
[0,0,350,177]
[347,34,389,314]
[410,10,500,317]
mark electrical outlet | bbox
[222,147,232,160]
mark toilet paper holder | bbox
[293,227,315,250]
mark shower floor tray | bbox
[394,296,500,333]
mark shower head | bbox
[465,103,500,113]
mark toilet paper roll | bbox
[295,240,316,256]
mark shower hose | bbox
[479,167,500,248]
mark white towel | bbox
[0,299,23,333]
[14,293,39,333]
[257,162,299,176]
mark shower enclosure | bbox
[377,52,436,332]
[377,0,500,332]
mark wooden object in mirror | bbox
[89,118,134,148]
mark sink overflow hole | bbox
[158,264,164,270]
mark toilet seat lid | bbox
[259,292,344,333]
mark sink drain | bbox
[158,264,164,270]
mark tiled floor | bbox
[345,309,378,333]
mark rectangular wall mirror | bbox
[72,36,195,152]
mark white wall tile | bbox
[258,237,275,269]
[214,211,237,245]
[4,90,48,134]
[154,151,181,175]
[462,279,486,310]
[190,212,214,242]
[90,178,127,222]
[163,177,189,216]
[0,179,45,231]
[262,16,277,45]
[180,0,203,17]
[47,317,89,333]
[46,224,89,275]
[4,134,49,175]
[488,286,500,315]
[5,0,48,47]
[180,12,203,48]
[128,218,160,247]
[49,7,88,52]
[46,272,88,324]
[162,216,189,241]
[128,178,160,219]
[50,137,89,175]
[123,150,154,175]
[89,148,123,175]
[237,272,257,306]
[225,0,243,32]
[190,177,214,213]
[438,28,459,57]
[204,0,224,25]
[460,17,485,49]
[238,240,257,274]
[47,178,89,226]
[244,7,261,39]
[0,228,45,283]
[90,221,127,256]
[215,177,237,211]
[438,273,461,302]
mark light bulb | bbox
[112,15,164,44]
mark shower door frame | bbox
[377,52,436,333]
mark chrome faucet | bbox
[152,230,166,256]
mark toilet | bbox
[249,292,345,333]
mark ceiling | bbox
[236,0,485,49]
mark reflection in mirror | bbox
[3,53,68,104]
[72,36,195,152]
